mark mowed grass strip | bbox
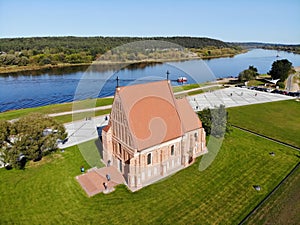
[227,100,300,148]
[0,97,113,121]
[245,165,300,225]
[54,109,111,123]
[0,128,298,224]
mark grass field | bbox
[77,139,105,168]
[246,165,300,225]
[0,128,298,224]
[54,109,111,123]
[172,83,201,92]
[247,79,264,86]
[227,100,300,148]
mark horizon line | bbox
[0,35,299,45]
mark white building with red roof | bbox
[102,80,207,191]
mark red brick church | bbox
[102,80,207,191]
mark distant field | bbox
[0,128,298,224]
[173,83,201,92]
[227,99,300,148]
[246,165,300,225]
[247,79,264,86]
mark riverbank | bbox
[0,51,246,75]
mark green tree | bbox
[197,105,231,138]
[238,65,259,82]
[268,59,292,81]
[0,114,67,169]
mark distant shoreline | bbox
[0,52,246,75]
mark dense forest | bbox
[0,36,242,70]
[230,42,300,54]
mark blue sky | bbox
[0,0,299,44]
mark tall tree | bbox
[268,59,292,81]
[0,113,67,169]
[197,105,231,138]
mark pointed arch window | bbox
[171,145,175,156]
[147,153,152,165]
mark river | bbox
[0,49,300,112]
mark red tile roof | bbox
[114,80,202,151]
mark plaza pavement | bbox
[59,87,294,149]
[188,87,294,111]
[58,115,109,148]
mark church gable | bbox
[111,92,136,149]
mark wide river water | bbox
[0,49,300,112]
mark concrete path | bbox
[58,115,109,148]
[48,105,112,117]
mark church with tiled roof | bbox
[102,80,207,191]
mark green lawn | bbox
[247,79,264,86]
[227,100,300,148]
[1,128,298,224]
[246,165,300,225]
[77,139,105,168]
[54,109,111,123]
[172,83,201,92]
[0,97,113,121]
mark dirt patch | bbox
[27,153,63,168]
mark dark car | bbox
[62,138,68,144]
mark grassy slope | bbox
[246,166,300,225]
[0,128,298,224]
[227,100,300,148]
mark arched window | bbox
[119,143,122,155]
[147,153,152,165]
[194,132,198,141]
[171,145,175,156]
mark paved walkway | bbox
[58,115,109,148]
[49,105,112,117]
[76,166,126,197]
